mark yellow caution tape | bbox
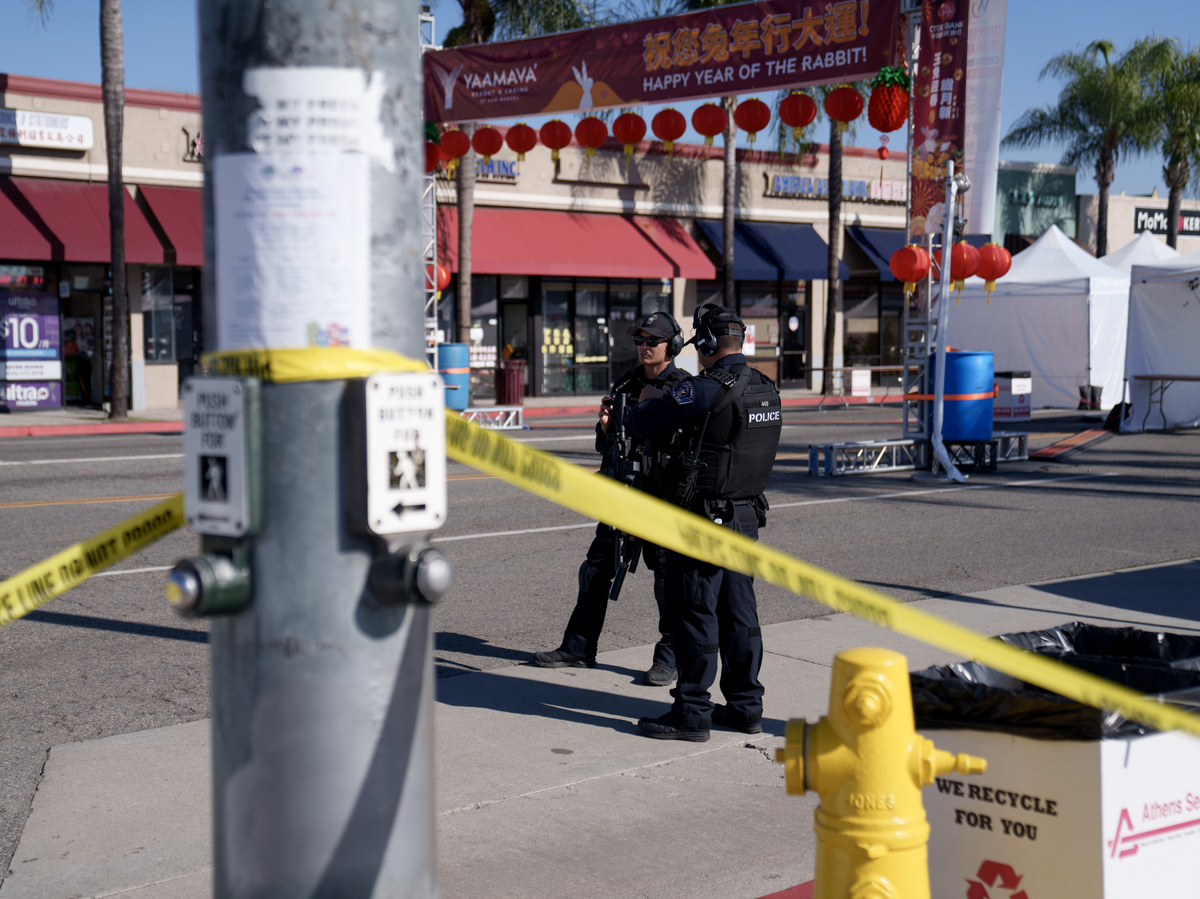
[0,495,184,628]
[9,345,1200,741]
[203,347,427,382]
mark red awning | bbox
[5,177,165,264]
[632,216,716,279]
[139,185,204,267]
[0,178,60,259]
[437,207,711,279]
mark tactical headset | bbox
[688,303,745,357]
[660,312,685,358]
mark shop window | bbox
[141,267,174,362]
[464,275,498,398]
[780,281,809,386]
[738,280,778,318]
[641,278,672,317]
[609,281,641,381]
[541,280,573,394]
[574,281,608,394]
[843,281,881,382]
[696,280,724,308]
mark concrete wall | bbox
[1077,193,1200,256]
[0,80,202,187]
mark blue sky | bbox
[1,0,1195,198]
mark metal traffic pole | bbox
[170,2,450,896]
[929,160,966,483]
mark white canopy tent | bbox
[1100,231,1182,271]
[945,225,1130,409]
[1122,261,1200,432]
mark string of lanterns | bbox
[889,242,1013,303]
[423,75,911,170]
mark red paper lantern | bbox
[440,128,471,173]
[889,245,931,298]
[778,92,817,139]
[539,120,572,162]
[425,141,443,174]
[612,112,647,158]
[975,243,1013,303]
[868,84,908,133]
[950,241,981,301]
[652,108,686,158]
[733,98,771,144]
[574,116,608,159]
[824,86,864,133]
[472,125,504,163]
[691,103,727,150]
[426,263,452,295]
[505,123,538,162]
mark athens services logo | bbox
[1108,802,1200,860]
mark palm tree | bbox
[443,1,495,364]
[1002,38,1168,256]
[28,0,129,418]
[1148,42,1200,249]
[443,0,591,404]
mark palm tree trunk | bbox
[101,0,127,419]
[823,119,843,396]
[1095,150,1115,256]
[1164,159,1186,249]
[456,124,475,404]
[722,95,736,308]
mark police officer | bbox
[532,312,689,686]
[628,303,781,741]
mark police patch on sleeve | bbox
[669,380,694,405]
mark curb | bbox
[517,395,902,418]
[759,881,814,899]
[0,421,184,439]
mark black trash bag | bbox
[911,622,1200,740]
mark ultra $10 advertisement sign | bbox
[424,0,905,124]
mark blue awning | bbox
[846,226,906,281]
[695,220,848,281]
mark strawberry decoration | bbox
[867,67,910,134]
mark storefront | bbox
[436,133,910,396]
[0,73,204,411]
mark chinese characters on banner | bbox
[909,0,969,236]
[424,0,903,124]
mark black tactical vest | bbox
[690,365,781,500]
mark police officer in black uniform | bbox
[532,312,689,686]
[628,303,782,741]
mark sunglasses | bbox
[632,336,667,347]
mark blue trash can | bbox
[932,350,993,441]
[437,343,470,411]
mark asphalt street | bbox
[2,407,1199,884]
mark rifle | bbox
[606,392,642,602]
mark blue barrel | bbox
[932,350,993,441]
[437,343,470,411]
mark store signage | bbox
[1134,208,1200,237]
[1,381,62,409]
[765,174,905,201]
[0,109,94,150]
[2,293,61,382]
[0,265,46,290]
[424,0,903,123]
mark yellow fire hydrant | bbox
[775,648,987,899]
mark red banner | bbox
[424,0,903,124]
[909,0,969,236]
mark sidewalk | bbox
[0,407,184,438]
[2,559,1197,899]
